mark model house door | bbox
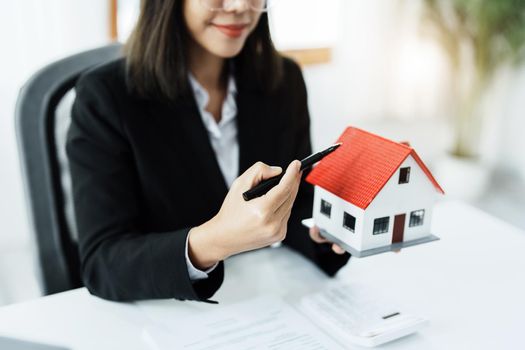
[392,214,405,243]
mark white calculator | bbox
[299,283,429,347]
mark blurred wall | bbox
[498,66,525,177]
[298,0,453,160]
[0,0,109,305]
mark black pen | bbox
[242,143,343,201]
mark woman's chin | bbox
[208,42,246,58]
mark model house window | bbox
[373,217,389,235]
[399,167,411,184]
[343,212,356,232]
[320,199,332,218]
[409,209,425,227]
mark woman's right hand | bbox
[188,160,302,270]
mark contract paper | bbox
[142,296,344,350]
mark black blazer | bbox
[66,57,350,303]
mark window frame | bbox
[409,209,425,227]
[320,199,332,218]
[399,167,411,184]
[343,212,356,232]
[373,216,390,235]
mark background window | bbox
[320,199,332,218]
[409,209,425,227]
[399,167,411,184]
[373,217,390,234]
[343,212,356,232]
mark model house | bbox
[303,127,444,257]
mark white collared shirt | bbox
[188,72,239,188]
[184,72,239,281]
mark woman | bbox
[66,0,350,302]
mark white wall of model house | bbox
[312,154,441,252]
[363,155,439,250]
[313,187,366,250]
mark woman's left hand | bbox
[309,225,346,255]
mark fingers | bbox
[331,244,346,255]
[309,226,329,243]
[273,168,301,217]
[237,162,283,190]
[265,160,301,210]
[270,174,301,241]
[309,226,346,255]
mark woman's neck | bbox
[188,40,226,91]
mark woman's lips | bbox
[212,24,248,38]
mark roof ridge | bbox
[347,126,413,151]
[409,149,445,194]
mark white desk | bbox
[0,200,524,349]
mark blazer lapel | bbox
[236,85,274,175]
[150,94,229,203]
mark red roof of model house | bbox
[306,127,444,209]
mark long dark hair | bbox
[125,0,283,101]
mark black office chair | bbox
[15,44,123,295]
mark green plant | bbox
[422,0,525,157]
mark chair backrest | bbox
[15,44,123,295]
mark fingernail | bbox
[271,166,282,171]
